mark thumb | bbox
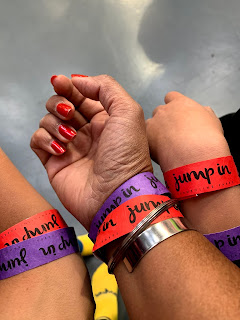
[71,74,142,118]
[164,91,185,104]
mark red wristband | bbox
[163,156,240,200]
[0,209,67,249]
[93,195,182,252]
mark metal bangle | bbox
[108,199,178,274]
[123,217,189,272]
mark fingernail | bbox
[56,103,72,117]
[51,141,66,154]
[50,75,57,85]
[71,74,88,78]
[59,125,76,140]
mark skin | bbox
[0,148,94,320]
[146,92,240,233]
[146,91,229,172]
[31,75,152,231]
[30,79,240,319]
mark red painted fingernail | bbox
[50,75,57,85]
[59,125,76,140]
[71,74,88,78]
[51,141,66,154]
[56,103,72,117]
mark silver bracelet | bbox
[123,217,189,272]
[108,199,178,274]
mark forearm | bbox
[0,148,94,320]
[0,148,52,233]
[182,185,240,233]
[147,97,240,234]
[1,255,94,320]
[98,150,240,319]
[109,231,240,320]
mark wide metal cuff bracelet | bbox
[108,199,178,274]
[123,217,188,272]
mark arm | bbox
[31,77,240,319]
[0,148,94,320]
[112,231,240,319]
[146,91,240,234]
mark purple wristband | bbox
[0,227,79,280]
[204,226,240,262]
[89,172,169,242]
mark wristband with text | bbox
[0,209,67,249]
[204,225,240,265]
[93,195,182,252]
[89,172,169,242]
[0,227,79,280]
[164,156,240,199]
[108,199,178,273]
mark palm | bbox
[47,109,150,230]
[44,109,106,228]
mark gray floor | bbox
[1,0,240,318]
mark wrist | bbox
[182,185,240,234]
[159,135,231,172]
[88,164,153,231]
[161,140,240,234]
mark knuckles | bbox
[45,95,59,111]
[30,128,51,148]
[30,129,41,148]
[152,105,166,117]
[164,91,174,102]
[98,74,115,84]
[39,116,46,128]
[39,113,57,129]
[39,114,49,128]
[145,118,151,129]
[204,106,214,114]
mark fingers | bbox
[51,74,86,108]
[76,99,106,121]
[152,104,165,117]
[164,91,185,104]
[30,128,66,166]
[39,113,77,142]
[51,74,105,121]
[152,92,216,119]
[71,74,142,117]
[164,91,206,110]
[31,112,78,166]
[152,92,189,117]
[46,95,88,131]
[46,95,74,120]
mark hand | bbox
[146,92,231,172]
[31,75,152,230]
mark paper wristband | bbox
[93,195,182,252]
[89,172,169,242]
[0,227,79,280]
[204,226,240,263]
[0,209,67,249]
[163,156,240,199]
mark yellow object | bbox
[92,263,118,320]
[77,234,94,256]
